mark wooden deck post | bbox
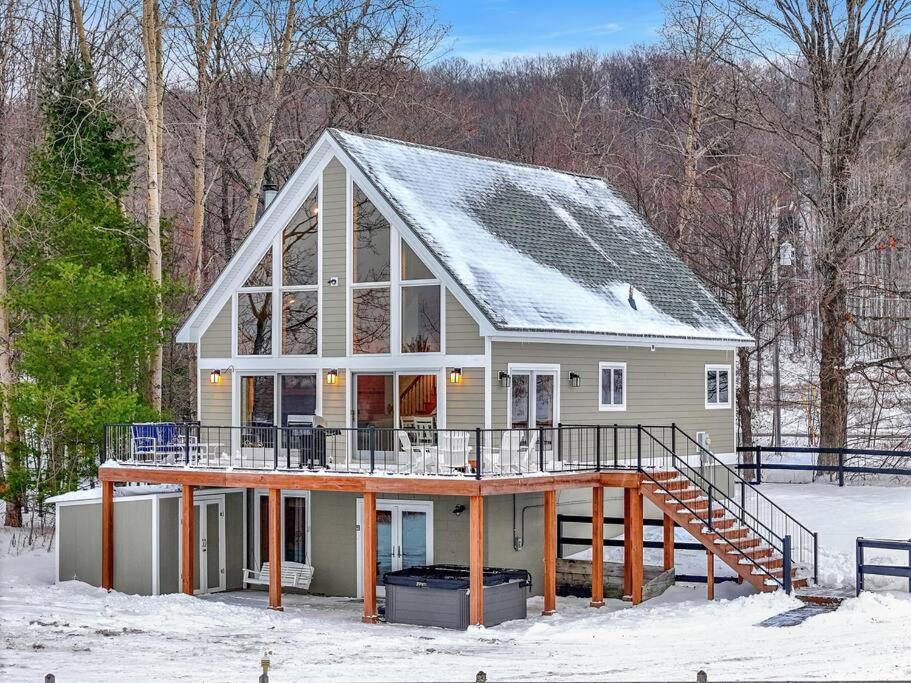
[707,551,715,600]
[101,480,114,590]
[543,489,557,615]
[663,513,675,571]
[469,494,484,626]
[623,488,632,597]
[629,487,643,605]
[590,486,604,607]
[180,484,194,595]
[268,488,283,611]
[362,491,377,623]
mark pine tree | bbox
[4,55,166,517]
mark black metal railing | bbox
[102,422,645,478]
[856,537,911,596]
[635,425,816,590]
[737,445,911,485]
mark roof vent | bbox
[628,285,637,310]
[262,183,279,209]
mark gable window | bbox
[352,185,391,354]
[598,362,626,411]
[238,287,272,355]
[281,189,319,355]
[705,364,731,409]
[401,241,440,353]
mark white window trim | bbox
[234,182,321,359]
[598,361,627,412]
[349,368,446,430]
[505,363,561,428]
[705,364,732,410]
[252,489,312,570]
[348,178,446,358]
[236,371,322,426]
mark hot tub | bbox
[383,564,531,629]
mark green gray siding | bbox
[321,158,348,356]
[199,370,231,426]
[321,368,347,426]
[446,291,484,355]
[491,342,737,453]
[159,497,180,594]
[446,366,484,430]
[200,301,231,358]
[57,499,153,595]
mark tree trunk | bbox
[0,214,22,528]
[242,0,296,234]
[736,346,753,449]
[143,0,163,412]
[818,264,849,459]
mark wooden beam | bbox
[590,486,604,607]
[181,484,194,595]
[469,495,484,626]
[663,513,675,571]
[707,551,715,600]
[629,489,644,605]
[362,491,377,623]
[623,488,632,598]
[268,488,283,611]
[543,489,557,615]
[101,480,114,590]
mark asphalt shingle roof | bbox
[331,129,751,343]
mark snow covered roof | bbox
[47,484,180,504]
[331,129,752,343]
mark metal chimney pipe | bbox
[262,183,279,209]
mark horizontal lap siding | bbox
[200,301,231,358]
[322,368,347,426]
[445,291,484,355]
[322,159,347,357]
[491,342,736,453]
[446,367,484,430]
[200,370,231,426]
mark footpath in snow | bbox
[1,483,909,681]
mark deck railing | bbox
[103,422,648,479]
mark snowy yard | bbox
[2,483,910,682]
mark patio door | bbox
[509,369,558,431]
[180,495,226,595]
[356,499,433,597]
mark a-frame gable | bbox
[178,130,495,344]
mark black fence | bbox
[556,514,739,584]
[737,445,911,486]
[856,537,911,596]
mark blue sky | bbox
[432,0,665,62]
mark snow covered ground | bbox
[1,484,910,681]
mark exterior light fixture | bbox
[452,504,465,516]
[498,371,511,387]
[569,372,581,388]
[326,368,339,385]
[449,367,462,384]
[209,369,221,385]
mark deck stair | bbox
[636,426,817,594]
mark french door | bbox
[179,495,226,595]
[509,368,558,431]
[356,499,433,597]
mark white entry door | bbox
[356,499,433,597]
[179,495,226,595]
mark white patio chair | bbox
[438,431,470,472]
[397,431,433,474]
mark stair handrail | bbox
[640,428,790,565]
[643,425,816,583]
[675,427,816,540]
[638,464,787,591]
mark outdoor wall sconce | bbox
[569,372,581,388]
[209,369,221,385]
[452,504,465,517]
[326,368,339,385]
[498,371,511,387]
[449,367,462,384]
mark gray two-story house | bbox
[54,130,812,628]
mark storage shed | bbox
[51,486,246,595]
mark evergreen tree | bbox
[4,55,166,513]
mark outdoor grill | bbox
[383,564,531,630]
